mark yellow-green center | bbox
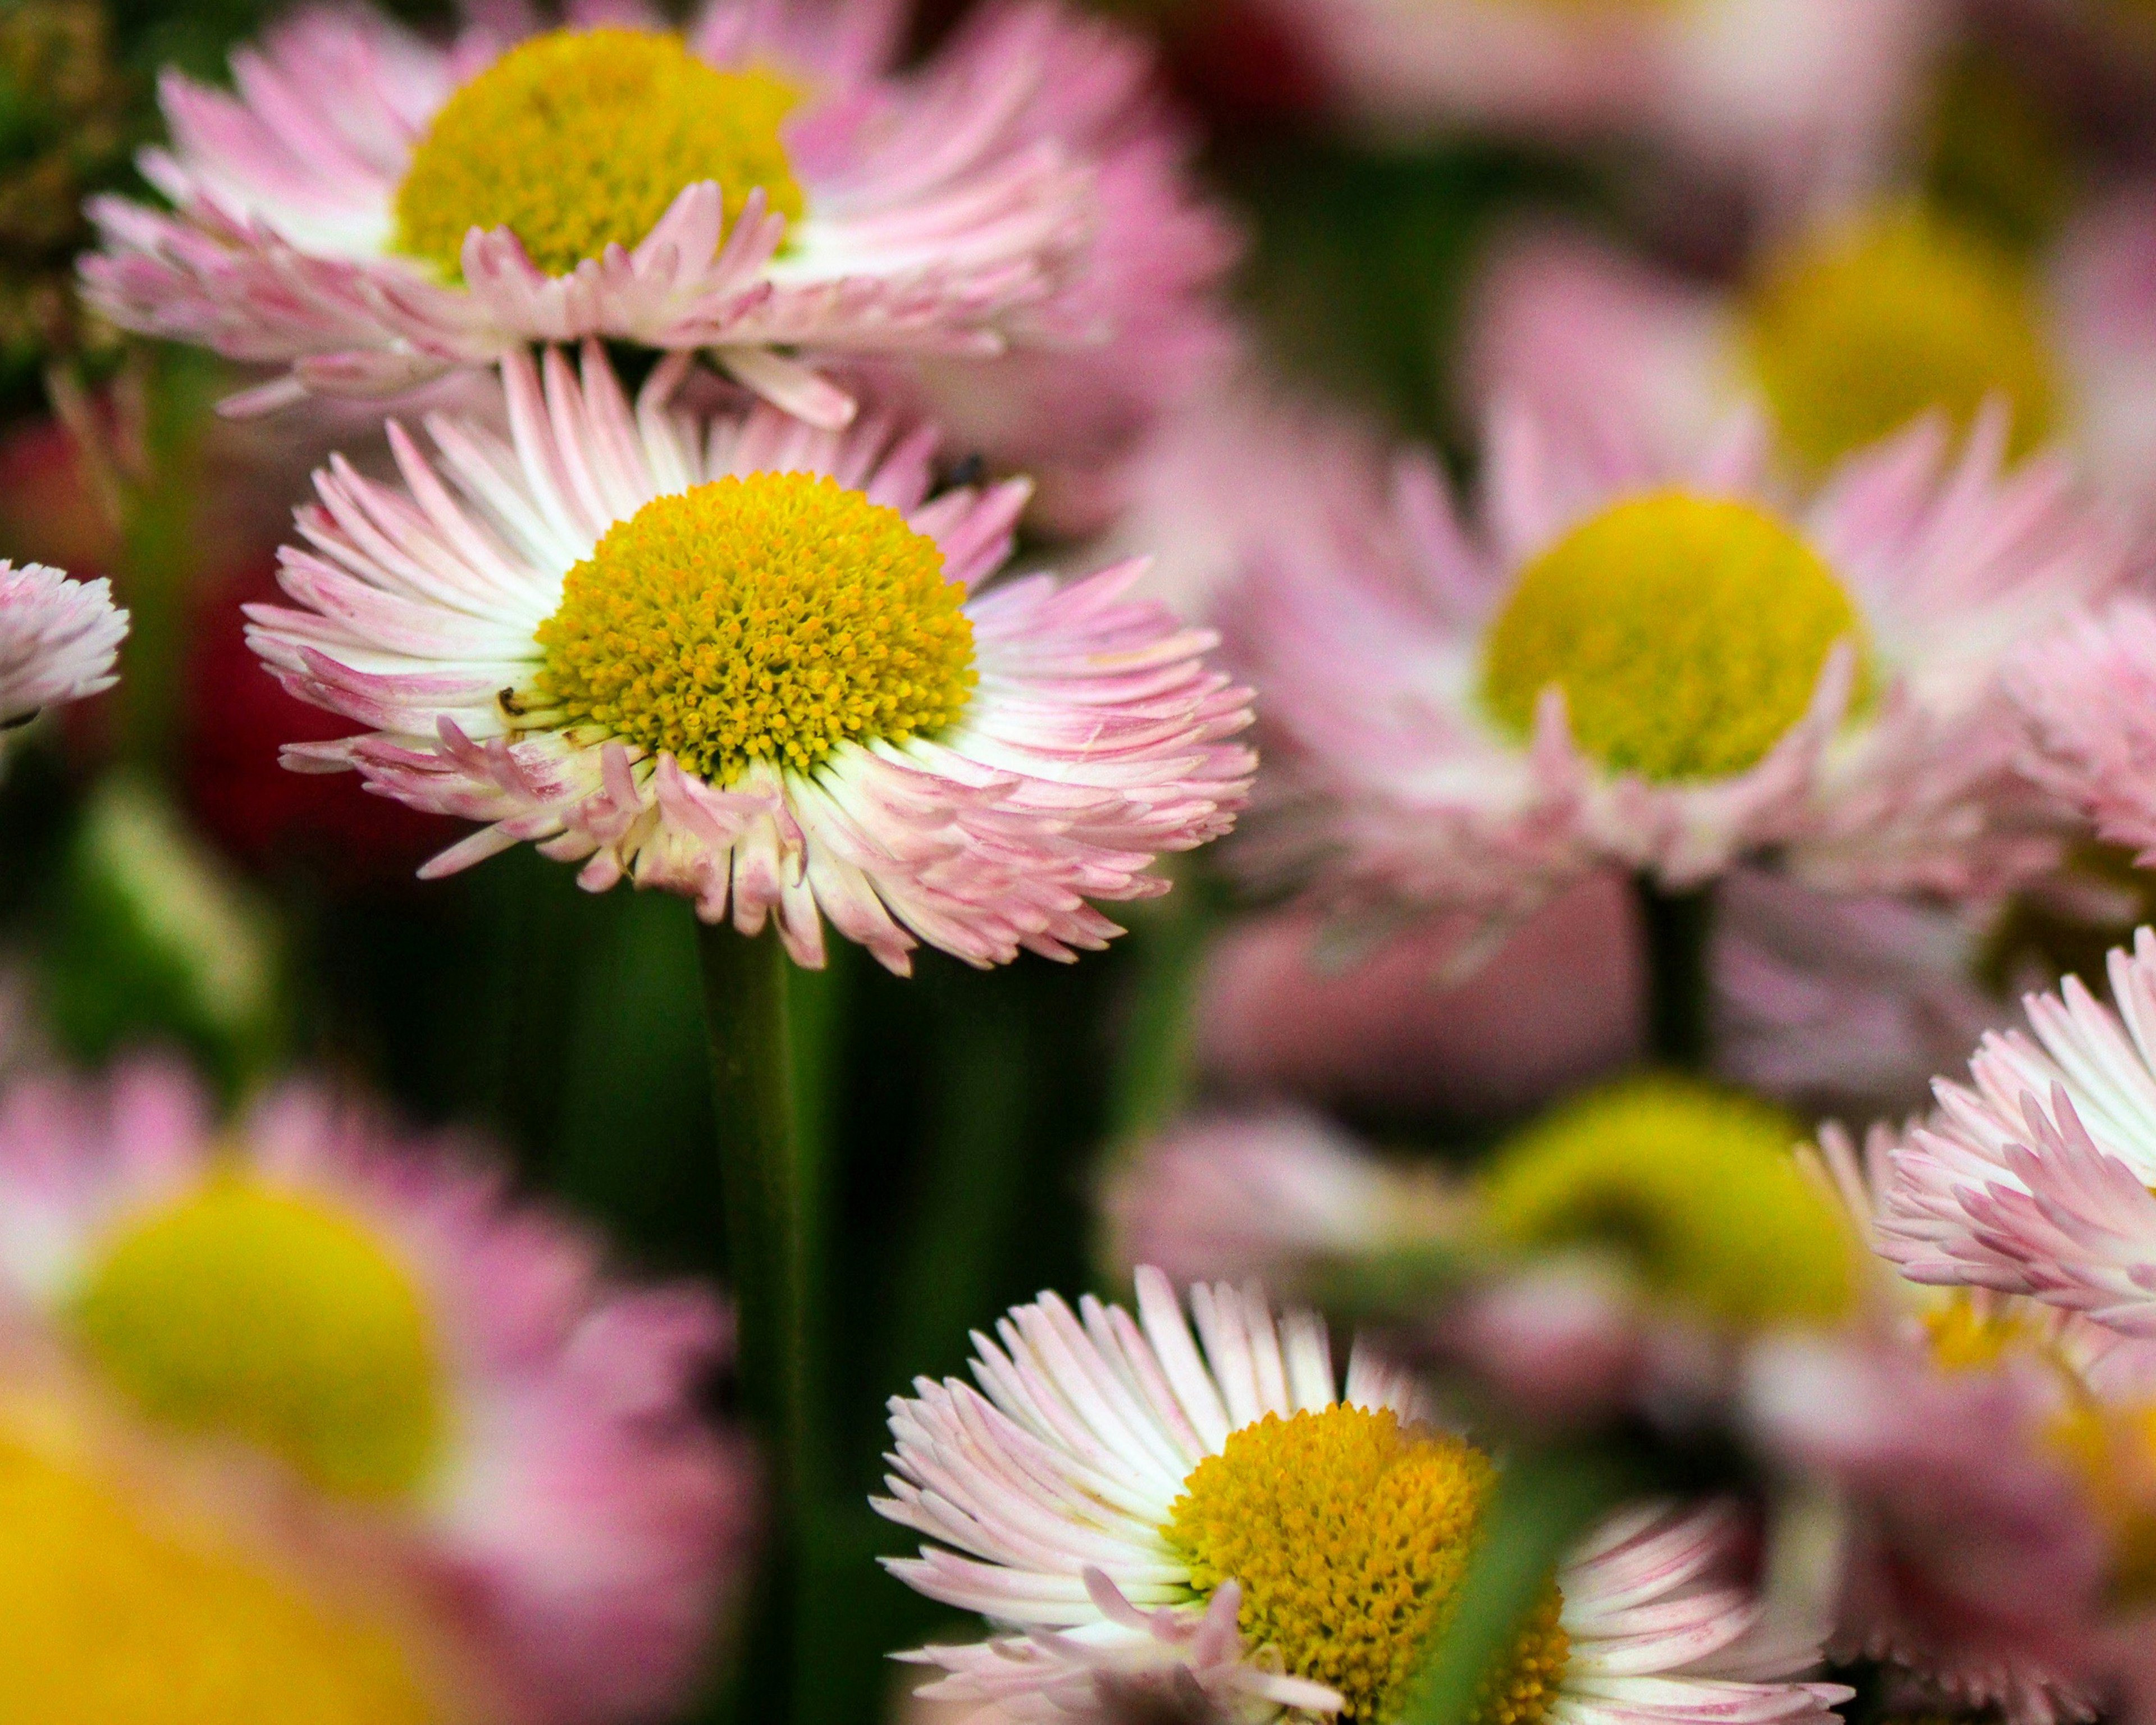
[1478,490,1869,782]
[0,1418,441,1724]
[1479,1076,1861,1329]
[72,1174,445,1500]
[1743,206,2059,471]
[1166,1405,1569,1725]
[529,472,977,782]
[394,28,805,279]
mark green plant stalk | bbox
[1402,1448,1638,1725]
[698,920,814,1723]
[1634,878,1715,1074]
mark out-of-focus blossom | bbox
[1191,871,1644,1121]
[878,1268,1846,1725]
[852,12,1241,537]
[0,559,125,727]
[2013,601,2156,859]
[83,0,1183,429]
[1883,926,2156,1339]
[0,1058,751,1722]
[0,1323,510,1723]
[1464,197,2156,513]
[1232,393,2113,930]
[1715,869,2006,1119]
[246,343,1251,974]
[1240,0,1945,221]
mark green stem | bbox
[1108,867,1222,1143]
[698,920,810,1723]
[1634,877,1715,1074]
[1403,1448,1637,1725]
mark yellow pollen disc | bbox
[1479,1075,1861,1329]
[1922,1293,2038,1373]
[72,1174,445,1500]
[1743,207,2059,472]
[394,28,805,279]
[0,1423,438,1724]
[1165,1405,1569,1725]
[531,472,977,782]
[1478,490,1869,783]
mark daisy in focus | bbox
[1231,394,2117,927]
[245,343,1251,974]
[878,1268,1850,1724]
[0,559,126,727]
[81,0,1153,426]
[0,1057,750,1723]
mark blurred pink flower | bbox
[0,1056,752,1723]
[1244,0,1945,221]
[1230,394,2113,929]
[2013,600,2156,860]
[245,343,1251,973]
[82,0,1153,427]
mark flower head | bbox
[1231,395,2114,925]
[878,1268,1847,1724]
[246,343,1250,973]
[79,0,1192,428]
[0,559,126,726]
[0,1057,751,1722]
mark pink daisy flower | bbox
[1244,0,1943,220]
[0,559,127,727]
[1464,195,2156,512]
[80,0,1153,428]
[2012,599,2156,859]
[877,1268,1848,1725]
[1231,394,2117,926]
[0,1056,752,1723]
[1881,925,2156,1341]
[244,343,1251,974]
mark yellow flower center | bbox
[1478,491,1868,782]
[529,472,977,783]
[1479,1076,1860,1329]
[0,1418,440,1724]
[72,1174,445,1501]
[1166,1405,1569,1725]
[394,28,805,279]
[1922,1294,2039,1373]
[1743,207,2059,472]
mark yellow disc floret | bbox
[0,1418,439,1724]
[1478,490,1868,782]
[1479,1076,1861,1329]
[531,472,976,782]
[1744,206,2058,472]
[72,1175,445,1500]
[394,29,804,279]
[1166,1405,1569,1725]
[2048,1399,2156,1603]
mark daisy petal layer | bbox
[1883,927,2156,1337]
[0,560,129,724]
[80,0,1112,414]
[245,341,1250,973]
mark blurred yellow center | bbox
[531,472,977,782]
[73,1175,444,1500]
[1480,1076,1860,1329]
[394,29,804,278]
[0,1426,437,1724]
[2048,1401,2156,1602]
[1166,1406,1569,1725]
[1923,1294,2039,1373]
[1744,208,2058,471]
[1478,491,1867,782]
